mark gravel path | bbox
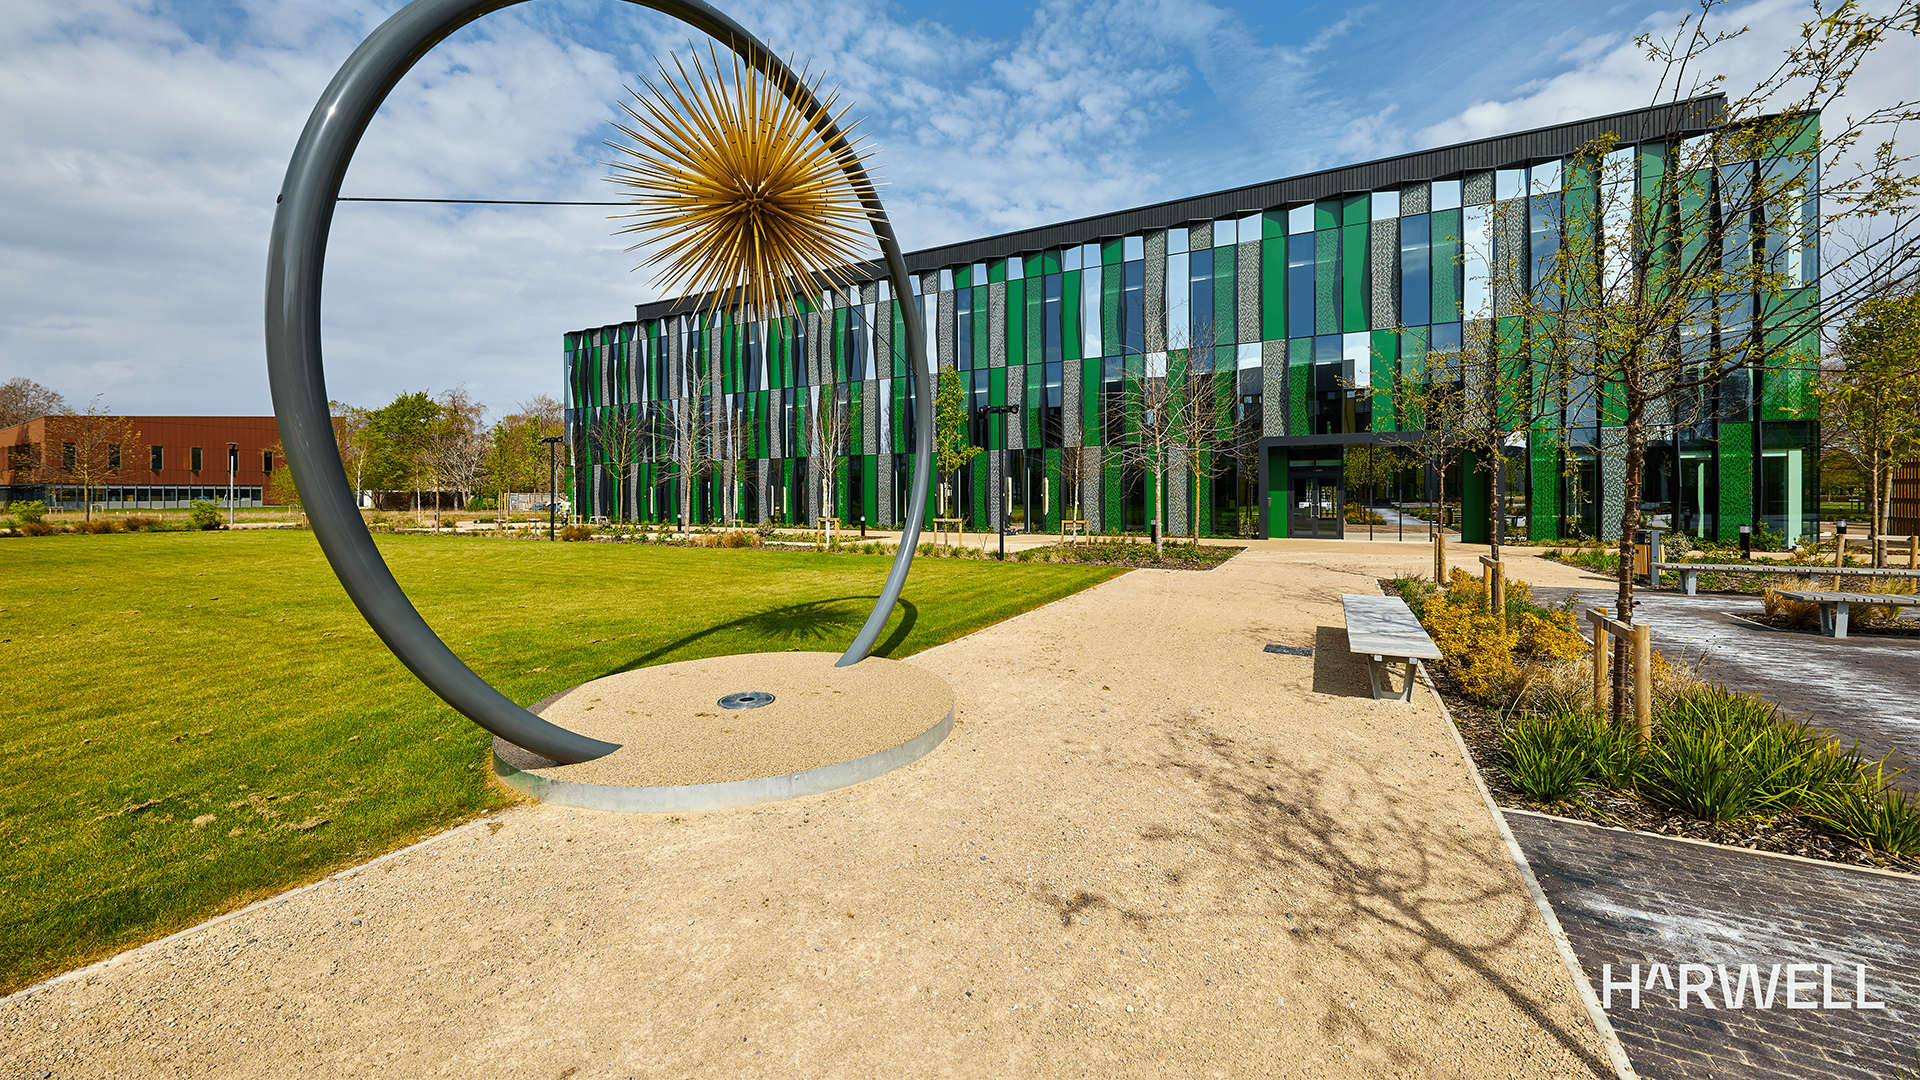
[2,543,1614,1079]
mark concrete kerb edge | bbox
[1416,666,1641,1080]
[0,815,499,1006]
[492,709,953,813]
[1504,806,1920,883]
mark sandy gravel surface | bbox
[2,542,1611,1079]
[498,652,953,787]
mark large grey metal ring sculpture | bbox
[265,0,935,764]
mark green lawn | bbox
[0,531,1120,992]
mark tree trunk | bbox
[1155,463,1165,556]
[1612,377,1646,726]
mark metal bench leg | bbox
[1400,659,1421,703]
[1683,569,1697,596]
[1835,601,1850,639]
[1367,655,1387,700]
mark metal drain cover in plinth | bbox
[718,691,776,710]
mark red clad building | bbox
[0,416,284,510]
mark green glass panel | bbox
[1261,237,1286,340]
[1341,194,1368,228]
[1101,239,1123,266]
[1341,223,1367,332]
[1314,200,1339,232]
[1043,448,1062,531]
[1061,270,1082,362]
[1102,265,1121,356]
[1288,338,1312,434]
[1370,330,1397,431]
[1025,276,1043,361]
[1432,208,1461,324]
[1718,421,1754,540]
[1103,461,1122,533]
[990,366,1007,411]
[863,453,878,524]
[1039,250,1062,275]
[954,265,971,289]
[988,258,1006,284]
[1461,450,1490,544]
[1528,443,1560,541]
[1263,210,1286,240]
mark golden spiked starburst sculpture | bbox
[607,45,877,320]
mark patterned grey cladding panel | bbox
[1464,320,1494,400]
[1401,183,1430,216]
[1237,241,1261,345]
[1024,276,1043,361]
[1494,202,1528,318]
[1081,446,1104,533]
[1167,456,1188,535]
[988,452,1005,530]
[1600,426,1626,537]
[861,281,878,306]
[1062,357,1083,447]
[874,300,893,380]
[1370,219,1400,331]
[1464,171,1494,206]
[1261,339,1288,437]
[863,378,878,455]
[937,290,956,371]
[1190,221,1212,249]
[1144,230,1167,354]
[876,453,892,525]
[1006,365,1026,451]
[769,388,783,459]
[989,281,1007,368]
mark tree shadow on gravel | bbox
[1137,711,1614,1077]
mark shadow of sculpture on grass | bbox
[599,596,920,680]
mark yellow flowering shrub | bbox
[1411,568,1585,700]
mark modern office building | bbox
[564,94,1819,543]
[0,415,283,510]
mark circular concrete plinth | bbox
[492,652,954,813]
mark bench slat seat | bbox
[1341,595,1441,703]
[1771,590,1920,639]
[1654,561,1920,596]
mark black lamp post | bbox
[979,404,1021,560]
[226,441,238,527]
[541,435,563,541]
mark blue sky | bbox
[0,0,1908,418]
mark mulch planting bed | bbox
[1026,543,1245,571]
[1424,659,1920,876]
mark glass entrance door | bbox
[1289,472,1344,538]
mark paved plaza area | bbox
[1510,811,1919,1080]
[2,542,1614,1079]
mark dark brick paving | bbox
[1531,586,1920,792]
[1508,811,1920,1080]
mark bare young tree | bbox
[808,381,855,539]
[0,377,67,429]
[426,386,489,527]
[28,395,139,521]
[1117,354,1181,556]
[328,400,371,508]
[596,402,649,524]
[1170,324,1234,544]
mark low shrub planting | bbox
[188,500,222,530]
[560,524,592,542]
[10,500,48,524]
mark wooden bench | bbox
[1341,595,1443,703]
[1771,590,1920,638]
[1654,562,1920,595]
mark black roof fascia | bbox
[624,94,1725,326]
